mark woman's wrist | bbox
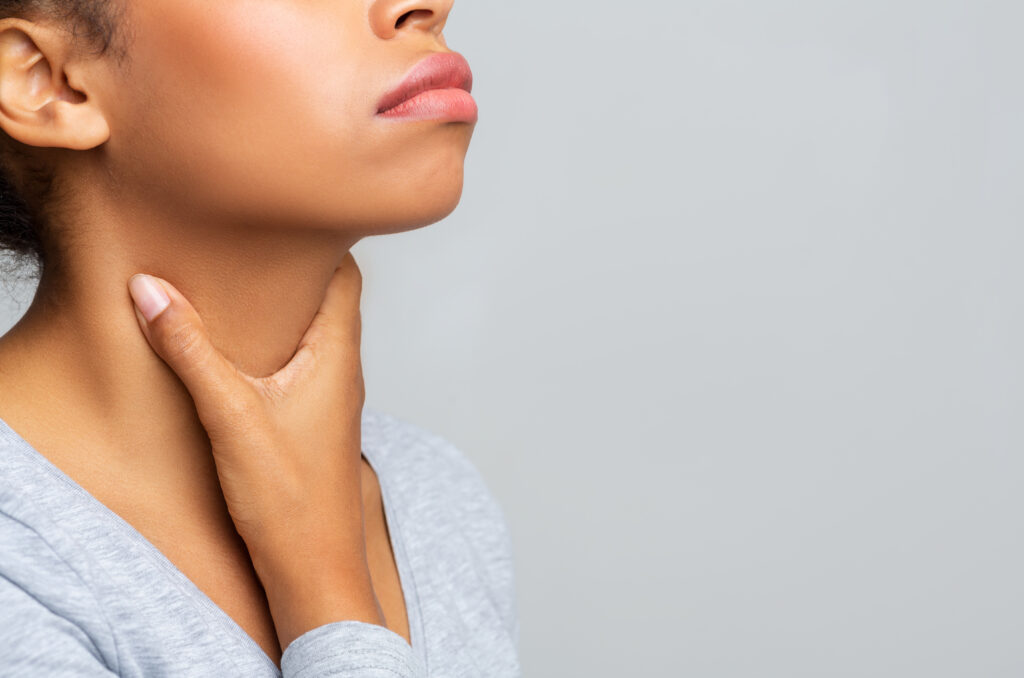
[256,552,386,652]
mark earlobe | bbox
[0,19,110,151]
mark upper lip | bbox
[376,51,474,114]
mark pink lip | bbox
[376,51,477,122]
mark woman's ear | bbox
[0,17,110,151]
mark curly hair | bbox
[0,0,128,279]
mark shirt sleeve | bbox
[0,574,118,676]
[280,620,425,677]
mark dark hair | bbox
[0,0,127,279]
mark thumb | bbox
[296,254,363,356]
[127,273,249,422]
[265,254,364,394]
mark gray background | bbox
[3,0,1022,675]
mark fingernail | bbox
[128,274,170,322]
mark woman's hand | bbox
[126,252,383,646]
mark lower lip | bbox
[376,88,478,122]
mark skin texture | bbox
[0,0,474,667]
[128,255,388,653]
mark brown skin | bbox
[127,256,386,650]
[0,0,473,667]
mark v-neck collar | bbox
[0,411,425,675]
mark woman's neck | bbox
[0,203,362,504]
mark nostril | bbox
[395,9,431,29]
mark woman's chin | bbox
[369,190,466,235]
[362,170,467,235]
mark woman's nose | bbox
[369,0,454,40]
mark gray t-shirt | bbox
[0,407,520,676]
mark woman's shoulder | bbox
[0,490,120,673]
[361,406,513,528]
[0,427,112,631]
[360,406,519,644]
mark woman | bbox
[0,0,519,675]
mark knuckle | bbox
[220,388,255,421]
[163,322,205,362]
[205,389,264,439]
[342,359,365,403]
